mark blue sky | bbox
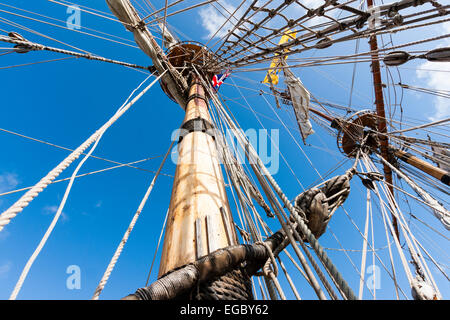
[0,0,448,300]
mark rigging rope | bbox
[0,127,170,177]
[389,117,450,135]
[361,153,442,300]
[0,156,165,198]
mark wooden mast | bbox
[158,75,239,276]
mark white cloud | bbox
[0,261,12,278]
[43,205,68,222]
[0,173,19,194]
[416,22,450,121]
[95,200,102,208]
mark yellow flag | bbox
[263,30,297,85]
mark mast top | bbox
[160,41,217,103]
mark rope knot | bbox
[292,174,352,241]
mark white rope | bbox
[144,208,169,286]
[358,189,370,299]
[0,71,165,233]
[91,140,174,300]
[361,153,441,299]
[360,154,415,284]
[359,160,400,299]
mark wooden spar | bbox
[366,0,398,237]
[158,76,239,276]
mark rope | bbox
[195,269,254,300]
[0,56,76,70]
[92,140,174,300]
[145,209,169,286]
[203,76,330,300]
[0,3,140,48]
[224,106,357,299]
[208,83,356,299]
[292,173,352,241]
[379,155,450,230]
[0,71,165,233]
[360,153,440,299]
[0,35,150,70]
[254,240,282,300]
[255,241,278,277]
[358,189,371,299]
[389,117,450,134]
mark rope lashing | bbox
[235,223,251,242]
[292,173,352,241]
[236,166,274,218]
[123,231,285,300]
[254,240,282,299]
